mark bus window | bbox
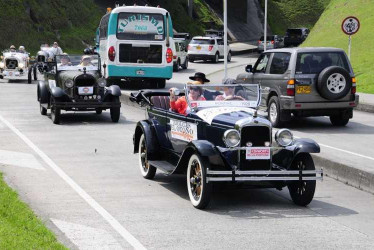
[117,13,165,41]
[99,14,109,40]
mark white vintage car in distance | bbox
[0,50,30,82]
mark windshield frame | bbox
[184,83,261,112]
[55,54,101,72]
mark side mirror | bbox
[245,65,253,73]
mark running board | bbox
[148,160,176,174]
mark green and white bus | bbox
[97,5,174,88]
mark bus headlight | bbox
[65,79,74,88]
[275,129,294,147]
[223,129,240,148]
[97,78,106,87]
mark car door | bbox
[265,52,292,105]
[167,111,192,154]
[251,53,271,105]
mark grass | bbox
[0,172,67,249]
[302,0,374,94]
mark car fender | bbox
[37,81,50,104]
[50,87,65,98]
[272,138,320,169]
[106,85,121,96]
[133,120,159,160]
[236,73,252,83]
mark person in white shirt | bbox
[50,42,63,56]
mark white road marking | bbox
[51,219,123,250]
[0,149,45,170]
[0,114,146,250]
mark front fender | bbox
[272,138,320,169]
[38,81,50,103]
[133,120,159,160]
[51,87,65,98]
[106,85,121,96]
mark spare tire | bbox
[317,66,351,100]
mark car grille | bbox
[119,44,162,64]
[6,59,18,69]
[239,126,271,171]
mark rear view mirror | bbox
[245,65,253,73]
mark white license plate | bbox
[78,86,94,95]
[136,70,145,76]
[246,147,271,160]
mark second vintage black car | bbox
[37,54,121,124]
[131,83,323,209]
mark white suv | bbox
[173,40,189,72]
[188,36,232,63]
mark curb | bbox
[355,103,374,114]
[121,91,374,195]
[231,48,258,56]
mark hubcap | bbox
[189,159,202,201]
[140,140,149,173]
[327,73,346,94]
[269,102,278,123]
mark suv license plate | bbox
[78,87,93,95]
[136,70,145,76]
[296,85,311,94]
[196,45,201,50]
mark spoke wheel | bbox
[327,73,346,94]
[138,134,156,179]
[187,154,212,209]
[287,154,316,206]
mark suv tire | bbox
[268,96,282,128]
[213,53,219,63]
[173,60,180,72]
[329,115,349,126]
[317,66,352,100]
[227,52,232,62]
[182,58,188,69]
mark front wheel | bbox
[187,154,212,209]
[51,99,61,124]
[268,96,282,128]
[33,67,37,81]
[138,134,156,179]
[287,154,316,206]
[110,96,120,123]
[227,52,232,62]
[95,108,102,115]
[27,68,32,84]
[40,103,47,116]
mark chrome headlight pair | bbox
[223,129,240,147]
[275,129,294,147]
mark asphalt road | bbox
[1,56,374,249]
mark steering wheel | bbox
[224,95,245,101]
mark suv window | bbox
[270,53,291,74]
[217,39,224,45]
[190,39,215,45]
[253,53,270,73]
[296,52,350,74]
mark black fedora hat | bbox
[189,72,210,82]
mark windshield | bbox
[185,84,260,111]
[190,39,215,45]
[117,13,165,40]
[55,55,99,71]
[296,52,350,74]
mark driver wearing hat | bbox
[169,81,206,115]
[189,72,220,100]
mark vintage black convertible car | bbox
[37,54,121,124]
[131,83,323,209]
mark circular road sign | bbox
[341,16,360,35]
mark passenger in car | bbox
[189,72,220,100]
[169,81,206,115]
[215,78,245,101]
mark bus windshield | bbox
[117,13,165,41]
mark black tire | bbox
[227,52,232,62]
[95,109,102,115]
[213,53,219,63]
[288,154,316,206]
[40,103,47,116]
[268,96,282,128]
[138,134,156,179]
[51,99,61,124]
[317,66,352,100]
[33,67,37,81]
[157,79,166,89]
[330,115,349,126]
[182,58,188,69]
[187,153,212,209]
[173,60,180,72]
[110,96,120,122]
[27,68,32,84]
[189,58,194,63]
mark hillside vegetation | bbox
[302,0,373,94]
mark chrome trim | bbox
[222,129,240,148]
[207,176,323,182]
[207,170,323,175]
[275,128,294,147]
[217,146,283,152]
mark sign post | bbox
[224,0,228,80]
[341,16,360,60]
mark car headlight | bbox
[0,62,4,68]
[97,78,106,87]
[223,129,240,147]
[18,63,24,68]
[65,79,74,88]
[275,129,294,147]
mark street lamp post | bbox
[264,0,268,52]
[224,0,228,80]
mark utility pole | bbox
[188,0,193,18]
[224,0,228,80]
[264,0,268,51]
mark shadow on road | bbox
[46,112,135,126]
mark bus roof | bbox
[110,6,168,15]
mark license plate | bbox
[296,85,311,94]
[246,147,270,160]
[9,72,12,76]
[78,86,93,95]
[196,45,201,50]
[136,70,145,76]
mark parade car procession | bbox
[131,83,323,209]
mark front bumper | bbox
[188,53,215,60]
[54,101,121,110]
[1,70,28,80]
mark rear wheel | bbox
[27,68,32,84]
[187,153,212,209]
[227,52,232,62]
[330,115,349,126]
[189,58,194,63]
[110,96,120,122]
[138,134,156,179]
[51,99,61,124]
[33,67,37,81]
[173,60,180,72]
[213,53,219,63]
[182,58,188,69]
[288,154,316,206]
